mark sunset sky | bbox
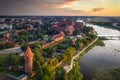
[0,0,120,16]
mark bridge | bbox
[98,35,120,40]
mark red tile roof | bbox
[52,31,65,41]
[24,46,33,58]
[52,31,64,39]
[59,19,73,26]
[74,22,83,29]
[15,30,24,34]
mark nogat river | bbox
[78,24,120,80]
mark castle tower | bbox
[24,46,33,76]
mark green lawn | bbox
[0,54,9,60]
[44,38,68,48]
[7,70,23,77]
[52,38,68,47]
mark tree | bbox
[111,67,120,80]
[73,29,80,36]
[63,47,76,59]
[3,53,22,66]
[60,54,67,62]
[5,42,14,48]
[86,37,92,42]
[29,35,34,41]
[67,62,83,80]
[30,43,39,49]
[0,34,4,38]
[33,46,54,80]
[47,58,58,67]
[0,42,6,50]
[18,30,28,35]
[42,74,49,80]
[35,61,43,80]
[83,39,89,46]
[37,29,45,40]
[82,26,91,34]
[12,34,19,41]
[57,44,66,50]
[55,67,68,80]
[75,42,83,50]
[20,35,28,42]
[45,47,56,58]
[21,43,27,51]
[88,34,96,39]
[35,62,54,80]
[34,22,40,28]
[33,45,44,67]
[80,42,83,47]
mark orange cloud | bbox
[35,0,120,16]
[58,0,78,5]
[38,3,54,8]
[92,8,105,12]
[37,0,78,9]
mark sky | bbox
[0,0,120,16]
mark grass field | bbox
[44,38,68,48]
[0,54,9,60]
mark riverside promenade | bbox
[64,37,98,73]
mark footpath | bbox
[64,37,98,73]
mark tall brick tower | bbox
[24,46,33,76]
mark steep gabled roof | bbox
[24,46,33,58]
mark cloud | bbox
[60,0,78,4]
[0,0,119,16]
[0,0,41,10]
[92,8,105,12]
[37,3,55,8]
[37,0,79,9]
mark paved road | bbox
[0,40,40,54]
[0,46,21,54]
[0,31,8,34]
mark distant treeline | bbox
[91,22,120,30]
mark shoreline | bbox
[64,36,98,73]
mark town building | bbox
[65,25,74,36]
[52,31,65,42]
[26,25,33,31]
[74,22,83,30]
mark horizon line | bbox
[0,15,120,17]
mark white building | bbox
[0,23,7,30]
[0,18,5,22]
[0,23,12,30]
[7,24,13,30]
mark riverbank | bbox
[64,37,98,73]
[89,22,120,31]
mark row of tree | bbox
[0,42,15,50]
[12,29,45,44]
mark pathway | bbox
[64,37,98,73]
[0,40,39,54]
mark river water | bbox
[78,24,120,80]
